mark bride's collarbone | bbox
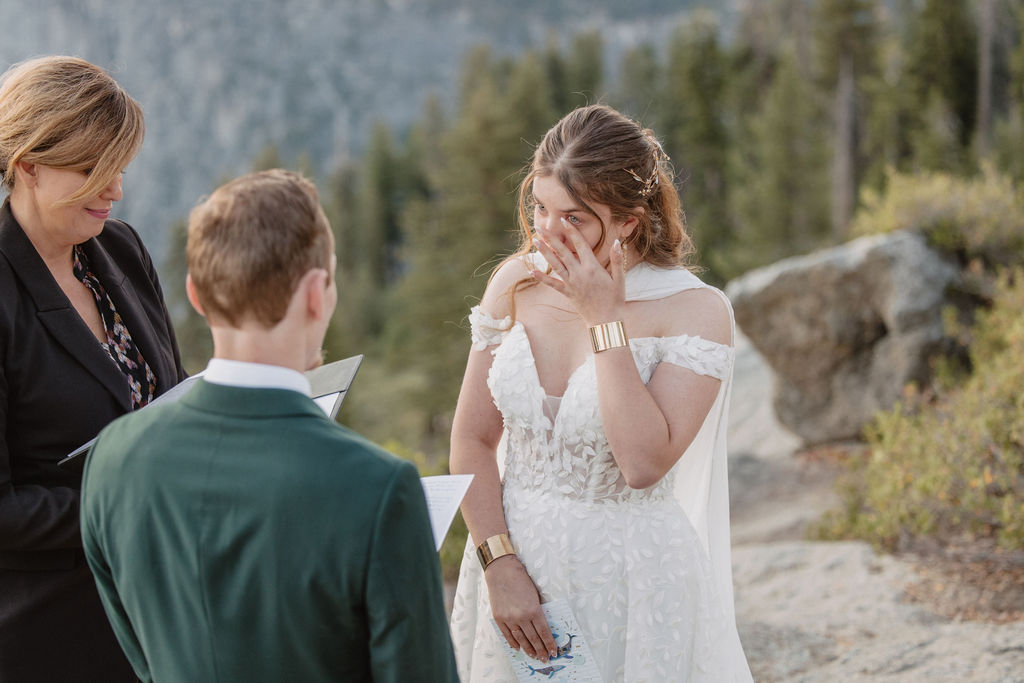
[519,296,667,341]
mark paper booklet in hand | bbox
[492,600,603,682]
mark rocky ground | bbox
[728,332,1024,682]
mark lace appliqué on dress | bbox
[469,305,512,351]
[641,334,734,381]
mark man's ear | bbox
[303,268,330,321]
[185,274,206,317]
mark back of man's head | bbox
[186,169,334,328]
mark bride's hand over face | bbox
[484,557,558,662]
[531,217,626,325]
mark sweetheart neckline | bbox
[508,323,593,402]
[501,320,729,401]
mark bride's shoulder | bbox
[651,283,733,346]
[478,254,535,318]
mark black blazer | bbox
[0,200,185,681]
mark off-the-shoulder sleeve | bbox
[468,305,512,351]
[658,334,734,380]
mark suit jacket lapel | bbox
[0,203,131,411]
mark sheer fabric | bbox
[450,260,752,682]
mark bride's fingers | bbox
[559,219,600,268]
[530,269,566,294]
[543,222,581,265]
[520,621,553,662]
[497,622,519,650]
[532,237,566,275]
[532,617,558,660]
[506,623,539,659]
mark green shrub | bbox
[815,270,1024,550]
[852,164,1024,266]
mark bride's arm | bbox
[449,263,558,663]
[449,350,507,547]
[593,289,731,489]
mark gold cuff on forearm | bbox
[589,320,628,353]
[476,532,515,570]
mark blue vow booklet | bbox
[491,599,604,682]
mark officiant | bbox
[0,56,185,681]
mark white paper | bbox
[491,599,604,682]
[313,392,340,416]
[420,474,473,551]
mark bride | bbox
[449,104,753,682]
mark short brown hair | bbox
[0,56,144,203]
[187,169,334,327]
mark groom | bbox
[80,170,458,682]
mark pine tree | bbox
[358,122,400,290]
[543,34,570,113]
[976,0,997,157]
[811,0,880,237]
[860,34,912,190]
[728,47,832,275]
[160,218,212,374]
[992,0,1024,180]
[615,43,660,121]
[321,160,367,361]
[903,0,979,170]
[564,30,605,105]
[658,12,732,281]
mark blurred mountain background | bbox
[0,0,725,260]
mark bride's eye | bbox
[565,214,582,226]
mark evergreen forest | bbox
[160,0,1024,563]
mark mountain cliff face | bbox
[0,0,715,262]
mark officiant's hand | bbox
[531,217,626,326]
[485,557,558,662]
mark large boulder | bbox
[725,231,960,444]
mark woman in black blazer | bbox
[0,56,185,681]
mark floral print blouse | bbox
[73,245,156,408]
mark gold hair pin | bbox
[625,167,660,198]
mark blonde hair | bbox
[187,169,334,328]
[501,104,694,319]
[0,56,144,204]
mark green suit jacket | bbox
[81,380,458,682]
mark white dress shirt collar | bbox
[202,358,311,397]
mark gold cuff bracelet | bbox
[476,532,515,570]
[589,320,628,353]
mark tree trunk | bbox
[832,52,856,239]
[976,0,995,156]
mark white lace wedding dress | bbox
[449,262,753,682]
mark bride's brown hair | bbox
[497,104,694,321]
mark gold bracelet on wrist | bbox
[476,532,516,570]
[589,320,628,353]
